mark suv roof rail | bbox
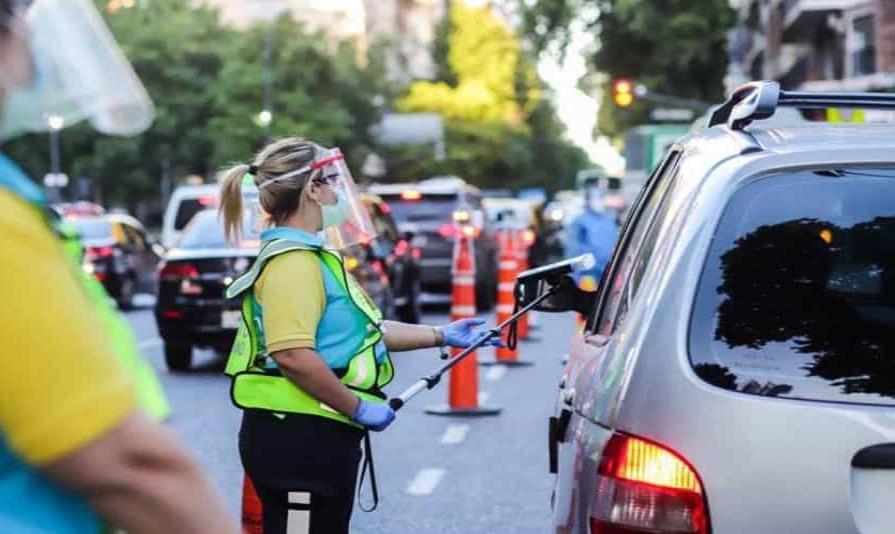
[708,81,895,130]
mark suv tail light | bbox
[438,223,480,239]
[590,433,708,534]
[84,245,114,262]
[158,262,199,281]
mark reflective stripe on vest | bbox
[225,239,394,425]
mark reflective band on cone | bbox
[241,474,263,534]
[496,228,519,363]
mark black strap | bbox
[357,431,379,512]
[506,299,520,350]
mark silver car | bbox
[546,82,895,534]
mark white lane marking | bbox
[406,468,446,496]
[440,424,470,445]
[485,365,506,382]
[478,391,491,405]
[139,338,162,349]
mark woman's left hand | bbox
[440,318,506,349]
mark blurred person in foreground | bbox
[0,0,236,532]
[565,178,619,289]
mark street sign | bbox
[650,108,695,122]
[43,173,69,188]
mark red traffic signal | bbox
[612,78,634,107]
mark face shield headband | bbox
[256,151,345,191]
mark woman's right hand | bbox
[351,399,396,432]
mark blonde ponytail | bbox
[219,164,249,243]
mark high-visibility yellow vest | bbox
[224,239,394,427]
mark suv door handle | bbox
[853,443,895,469]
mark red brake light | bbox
[85,245,114,260]
[163,310,184,319]
[411,247,421,260]
[394,239,409,257]
[158,262,199,281]
[401,190,422,201]
[591,434,707,534]
[380,202,391,214]
[198,195,218,207]
[437,223,457,239]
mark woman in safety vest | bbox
[219,137,501,534]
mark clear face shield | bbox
[0,0,154,140]
[263,147,376,249]
[314,147,377,249]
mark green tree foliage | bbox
[393,2,589,192]
[519,0,734,138]
[4,0,385,209]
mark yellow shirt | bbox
[0,191,137,465]
[255,251,326,353]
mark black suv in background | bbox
[370,177,499,310]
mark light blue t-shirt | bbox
[258,227,387,370]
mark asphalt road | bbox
[125,305,576,533]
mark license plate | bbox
[221,310,242,329]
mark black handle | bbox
[852,443,895,469]
[388,398,404,412]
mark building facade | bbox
[728,0,895,92]
[200,0,446,83]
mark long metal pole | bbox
[388,284,559,411]
[49,128,60,175]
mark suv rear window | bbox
[690,169,895,406]
[379,194,457,223]
[178,210,259,249]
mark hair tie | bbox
[247,164,258,175]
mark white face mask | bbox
[586,188,605,213]
[320,188,349,229]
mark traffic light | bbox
[612,78,634,107]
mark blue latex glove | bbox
[351,399,395,432]
[441,318,506,349]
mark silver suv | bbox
[546,82,895,534]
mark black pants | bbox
[239,410,364,534]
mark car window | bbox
[178,210,259,249]
[590,151,681,336]
[111,222,130,246]
[690,168,895,406]
[122,224,147,251]
[69,217,111,240]
[174,198,207,230]
[379,194,457,223]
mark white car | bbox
[161,182,257,248]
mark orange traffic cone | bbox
[483,228,533,367]
[241,474,263,534]
[426,226,501,416]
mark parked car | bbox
[160,182,258,248]
[68,213,161,309]
[155,206,407,371]
[547,83,895,534]
[369,176,499,310]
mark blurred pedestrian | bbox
[0,0,237,532]
[565,178,619,286]
[219,137,501,534]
